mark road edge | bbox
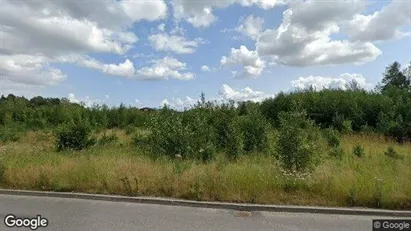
[0,189,410,217]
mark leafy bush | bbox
[210,103,237,150]
[225,120,243,160]
[124,125,136,135]
[55,122,93,151]
[342,120,353,134]
[275,110,322,172]
[237,110,271,154]
[0,162,5,185]
[149,107,216,161]
[353,144,365,158]
[329,147,344,159]
[0,126,21,142]
[323,128,341,147]
[384,146,403,159]
[98,132,118,146]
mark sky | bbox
[1,0,410,109]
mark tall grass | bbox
[1,130,410,209]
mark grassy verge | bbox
[0,130,410,210]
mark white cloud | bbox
[137,57,195,80]
[256,0,382,66]
[157,23,166,32]
[120,0,167,22]
[160,96,197,109]
[236,15,264,40]
[0,0,166,93]
[171,0,283,28]
[218,84,274,102]
[161,99,170,107]
[67,93,108,107]
[200,65,217,72]
[221,45,265,78]
[344,1,411,41]
[149,33,203,54]
[201,65,211,72]
[0,54,66,87]
[291,73,370,91]
[75,57,136,78]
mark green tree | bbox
[379,62,410,92]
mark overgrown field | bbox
[0,129,410,210]
[1,61,410,209]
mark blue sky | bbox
[1,0,410,109]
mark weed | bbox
[384,146,403,159]
[353,144,365,158]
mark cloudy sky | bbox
[1,0,410,108]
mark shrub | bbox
[275,110,322,172]
[225,121,243,160]
[0,126,22,143]
[149,107,216,161]
[0,162,5,185]
[342,120,353,134]
[323,128,341,147]
[55,122,93,151]
[98,132,118,146]
[237,110,271,154]
[384,146,403,159]
[124,125,136,135]
[353,144,365,158]
[329,147,344,159]
[210,103,237,150]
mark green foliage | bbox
[0,125,22,142]
[329,147,344,159]
[149,107,216,161]
[275,110,322,172]
[341,120,353,134]
[0,162,5,185]
[98,132,118,146]
[353,144,365,158]
[379,62,410,93]
[124,125,136,135]
[323,128,341,147]
[237,109,271,154]
[384,146,403,160]
[225,121,243,160]
[132,131,150,148]
[55,122,94,151]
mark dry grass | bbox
[0,130,410,210]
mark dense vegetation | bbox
[0,61,410,209]
[1,61,410,146]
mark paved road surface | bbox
[0,194,399,231]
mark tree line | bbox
[1,61,410,143]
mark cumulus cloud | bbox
[67,93,109,107]
[75,57,136,78]
[136,57,195,80]
[218,84,274,102]
[0,0,167,93]
[291,73,370,91]
[201,65,211,72]
[149,33,204,54]
[221,45,265,78]
[256,0,382,66]
[344,0,411,41]
[172,0,283,28]
[236,15,264,40]
[160,96,197,109]
[200,65,217,72]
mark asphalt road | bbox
[0,194,400,231]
